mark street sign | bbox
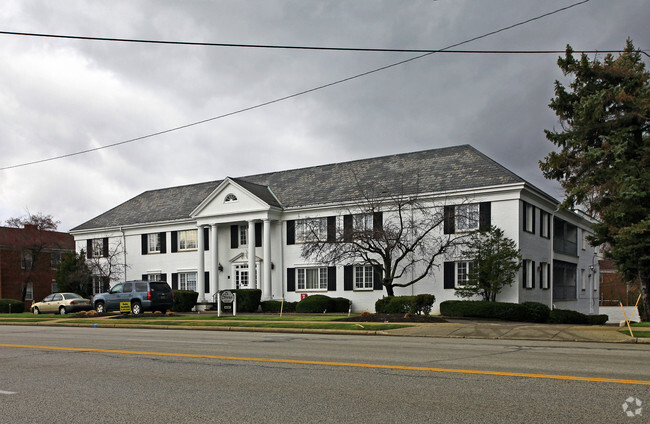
[221,290,234,304]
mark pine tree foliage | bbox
[539,39,650,320]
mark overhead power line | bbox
[1,0,593,171]
[0,28,632,55]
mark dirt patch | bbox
[337,313,447,323]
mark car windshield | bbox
[63,293,82,299]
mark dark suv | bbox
[93,280,173,314]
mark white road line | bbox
[0,390,16,395]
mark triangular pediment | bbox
[191,177,273,218]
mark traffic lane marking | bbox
[0,390,17,395]
[1,343,649,386]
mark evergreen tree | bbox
[55,251,92,298]
[540,39,650,320]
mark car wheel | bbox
[131,301,142,315]
[95,302,105,313]
[33,307,40,315]
[59,306,66,315]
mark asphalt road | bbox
[0,326,648,423]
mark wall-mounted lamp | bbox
[218,263,223,272]
[271,262,275,270]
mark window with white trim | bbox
[51,281,58,293]
[353,214,373,231]
[50,252,62,268]
[581,268,586,291]
[24,282,33,300]
[92,276,105,295]
[148,273,161,281]
[179,272,197,291]
[524,260,534,289]
[354,265,374,290]
[540,210,550,238]
[239,226,247,246]
[178,230,197,251]
[524,203,535,233]
[297,268,328,291]
[148,233,161,253]
[224,193,238,203]
[456,261,475,287]
[21,250,33,270]
[296,218,327,243]
[455,204,479,232]
[540,262,550,289]
[92,239,104,258]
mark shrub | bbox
[231,289,262,313]
[0,299,25,313]
[260,300,298,313]
[332,297,351,313]
[440,300,530,322]
[414,294,436,316]
[522,302,551,323]
[172,290,199,312]
[586,314,609,325]
[548,309,588,324]
[296,295,335,313]
[375,296,414,314]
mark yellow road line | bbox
[2,343,649,386]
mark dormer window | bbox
[224,193,238,203]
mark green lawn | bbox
[618,329,650,338]
[630,322,650,327]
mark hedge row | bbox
[172,290,199,312]
[440,300,608,324]
[375,294,436,316]
[0,299,25,313]
[295,295,351,313]
[261,300,297,313]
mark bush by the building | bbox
[0,299,25,313]
[260,300,297,313]
[231,289,262,313]
[375,294,436,316]
[172,290,198,312]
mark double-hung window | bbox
[524,260,535,289]
[297,268,328,291]
[353,214,373,232]
[178,230,197,251]
[179,272,197,291]
[455,204,479,232]
[523,203,535,234]
[148,233,161,253]
[239,226,247,246]
[456,261,475,287]
[540,262,550,289]
[92,239,104,257]
[21,250,33,270]
[296,218,327,243]
[354,265,374,290]
[540,210,550,238]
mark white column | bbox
[197,225,205,302]
[263,219,272,300]
[210,224,219,299]
[248,220,256,289]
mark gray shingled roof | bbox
[71,145,525,231]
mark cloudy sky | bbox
[0,0,647,231]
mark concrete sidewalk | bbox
[383,320,649,344]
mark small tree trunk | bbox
[385,284,395,297]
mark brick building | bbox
[0,225,74,310]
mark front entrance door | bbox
[233,263,260,289]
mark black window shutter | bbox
[142,274,148,281]
[171,273,179,290]
[522,202,528,232]
[522,261,527,288]
[86,240,93,258]
[286,268,295,292]
[102,277,110,292]
[343,215,353,242]
[286,220,295,245]
[205,272,210,293]
[171,232,178,253]
[204,227,210,251]
[141,234,148,255]
[255,222,262,247]
[102,238,109,257]
[479,202,491,231]
[160,232,166,254]
[160,273,167,282]
[373,212,383,239]
[531,261,536,288]
[444,206,455,234]
[230,225,239,248]
[327,266,336,291]
[373,265,383,291]
[327,216,336,243]
[444,262,455,289]
[344,265,353,291]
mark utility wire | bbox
[1,0,592,171]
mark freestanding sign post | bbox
[218,290,236,318]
